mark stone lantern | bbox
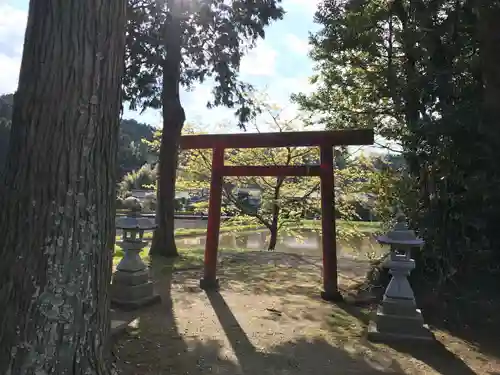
[367,214,433,341]
[111,197,160,310]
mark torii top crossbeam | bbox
[179,129,373,149]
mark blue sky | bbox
[0,0,321,131]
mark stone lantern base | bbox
[367,294,434,342]
[111,268,161,311]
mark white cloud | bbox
[261,75,314,110]
[0,4,27,94]
[284,34,311,55]
[287,0,322,15]
[0,53,21,94]
[240,40,277,76]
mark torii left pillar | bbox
[199,147,224,290]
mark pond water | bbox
[118,218,388,261]
[175,228,387,261]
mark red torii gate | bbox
[179,129,374,301]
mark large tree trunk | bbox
[150,117,183,257]
[150,2,184,257]
[0,1,126,374]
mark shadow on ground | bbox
[113,252,498,374]
[114,255,404,374]
[419,280,500,362]
[172,251,372,304]
[335,303,481,375]
[203,290,404,374]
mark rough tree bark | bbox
[0,1,126,374]
[150,2,184,258]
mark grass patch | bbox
[175,223,265,237]
[112,245,204,270]
[298,220,381,234]
[113,244,247,271]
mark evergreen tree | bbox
[123,0,284,257]
[294,0,500,282]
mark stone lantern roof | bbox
[115,215,156,231]
[116,196,156,231]
[376,214,424,247]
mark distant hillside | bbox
[118,118,156,176]
[0,93,155,177]
[0,94,13,175]
[0,93,13,119]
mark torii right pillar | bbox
[320,144,343,302]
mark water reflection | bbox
[174,219,208,230]
[176,229,387,260]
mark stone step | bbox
[111,320,130,336]
[368,321,434,342]
[111,293,161,311]
[112,269,150,286]
[374,307,430,337]
[111,280,155,302]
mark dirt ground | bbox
[113,252,500,375]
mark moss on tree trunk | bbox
[0,0,126,373]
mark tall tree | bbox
[0,1,126,373]
[123,0,284,257]
[295,0,500,284]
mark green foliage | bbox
[292,0,402,140]
[123,0,284,126]
[118,163,157,195]
[296,0,500,285]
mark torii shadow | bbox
[205,290,405,374]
